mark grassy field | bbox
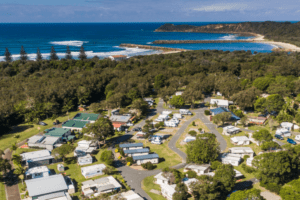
[142,176,166,200]
[136,139,182,169]
[0,181,5,200]
[176,119,210,153]
[0,111,80,151]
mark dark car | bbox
[53,122,57,125]
[258,111,269,117]
[38,121,47,126]
[132,127,141,131]
[275,134,284,140]
[270,111,278,116]
[287,138,297,145]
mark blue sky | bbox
[0,0,299,22]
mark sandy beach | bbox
[250,34,300,52]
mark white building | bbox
[164,120,178,127]
[81,176,122,197]
[234,169,244,179]
[151,137,162,145]
[179,109,192,115]
[229,147,254,157]
[112,190,143,200]
[230,136,250,145]
[124,148,149,157]
[183,136,196,143]
[132,154,159,165]
[175,91,184,96]
[281,122,294,131]
[21,150,54,168]
[74,140,97,157]
[173,113,182,119]
[246,157,254,167]
[162,111,172,115]
[210,99,229,109]
[295,135,300,141]
[161,183,176,200]
[119,143,144,151]
[276,128,292,137]
[143,98,154,107]
[222,126,241,135]
[81,164,106,179]
[154,172,171,185]
[27,135,61,151]
[155,114,170,122]
[25,166,50,180]
[78,154,93,166]
[183,164,212,176]
[216,92,222,96]
[221,153,242,166]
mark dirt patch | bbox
[130,165,144,170]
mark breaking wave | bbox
[49,40,88,47]
[219,35,238,40]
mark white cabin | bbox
[78,154,93,166]
[221,153,242,166]
[230,136,250,145]
[25,166,50,180]
[81,164,106,179]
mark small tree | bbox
[204,110,210,115]
[103,166,114,175]
[50,46,59,60]
[261,141,281,152]
[10,143,18,151]
[210,160,222,170]
[141,162,156,170]
[253,129,273,144]
[65,46,72,59]
[169,96,185,108]
[173,183,189,200]
[36,47,43,61]
[4,48,12,62]
[78,45,87,60]
[213,112,231,126]
[11,154,22,166]
[20,46,28,61]
[52,144,75,162]
[100,150,114,166]
[240,116,248,127]
[0,158,12,174]
[188,130,197,136]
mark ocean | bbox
[0,22,276,61]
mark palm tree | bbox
[11,154,22,166]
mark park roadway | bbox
[114,99,227,200]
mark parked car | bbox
[132,127,141,131]
[38,121,47,126]
[287,138,297,145]
[275,134,284,140]
[258,111,269,117]
[295,135,300,141]
[270,111,278,116]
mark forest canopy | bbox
[1,49,300,134]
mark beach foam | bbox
[0,47,161,61]
[219,35,237,40]
[50,40,88,47]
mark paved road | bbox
[112,99,227,200]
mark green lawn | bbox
[142,175,166,200]
[0,111,80,151]
[176,118,210,153]
[0,181,6,200]
[136,139,182,169]
[47,148,130,199]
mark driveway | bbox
[111,99,227,199]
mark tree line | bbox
[1,49,300,134]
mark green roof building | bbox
[73,113,100,123]
[44,128,72,140]
[62,120,88,132]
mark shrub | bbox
[243,155,250,161]
[260,182,282,194]
[162,167,170,173]
[204,110,210,115]
[21,195,25,199]
[241,163,256,173]
[126,157,133,163]
[210,161,222,170]
[192,121,196,126]
[186,170,197,178]
[169,113,173,118]
[198,128,203,132]
[115,149,118,153]
[118,155,122,160]
[25,191,28,197]
[100,150,114,165]
[14,135,20,138]
[141,162,156,170]
[127,162,131,166]
[205,102,210,107]
[119,149,125,157]
[233,110,244,118]
[188,130,197,136]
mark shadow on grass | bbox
[0,125,34,139]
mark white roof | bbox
[21,150,51,161]
[82,176,121,191]
[234,169,243,178]
[81,164,106,173]
[276,128,290,134]
[25,166,49,175]
[160,183,176,194]
[210,99,229,106]
[175,91,184,96]
[162,111,172,115]
[25,174,68,197]
[28,135,45,144]
[78,140,92,147]
[281,122,293,128]
[78,154,92,162]
[185,164,210,171]
[154,172,169,181]
[230,136,250,143]
[223,126,240,132]
[183,178,198,187]
[40,136,60,145]
[118,190,143,200]
[183,136,196,142]
[221,153,242,162]
[230,147,254,154]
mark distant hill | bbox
[155,21,300,47]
